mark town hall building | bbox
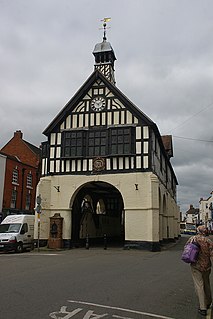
[35,26,179,251]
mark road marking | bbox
[67,300,176,319]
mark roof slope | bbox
[43,69,157,136]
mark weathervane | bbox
[100,17,111,41]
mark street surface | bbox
[0,236,212,319]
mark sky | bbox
[0,0,213,214]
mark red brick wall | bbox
[3,157,38,212]
[1,131,39,168]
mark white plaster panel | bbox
[57,133,61,144]
[56,160,60,173]
[143,126,149,139]
[88,159,93,171]
[72,115,77,128]
[126,111,132,124]
[107,112,112,125]
[119,157,123,170]
[96,113,100,125]
[90,113,94,126]
[106,158,111,170]
[136,156,141,169]
[50,147,54,159]
[79,114,84,127]
[143,141,149,154]
[66,115,71,129]
[125,157,129,169]
[113,158,117,170]
[42,158,46,175]
[134,117,139,124]
[50,161,54,172]
[61,161,64,173]
[136,142,141,154]
[136,127,141,139]
[143,156,149,169]
[56,147,61,158]
[131,157,134,169]
[71,160,76,172]
[85,114,89,127]
[66,160,70,172]
[60,122,65,130]
[121,111,125,124]
[50,133,56,145]
[83,159,87,171]
[102,113,106,125]
[114,111,119,125]
[77,160,81,172]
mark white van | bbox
[0,214,35,253]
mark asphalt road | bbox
[0,236,212,319]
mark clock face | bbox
[91,97,106,111]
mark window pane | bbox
[112,136,117,143]
[124,135,129,143]
[76,147,82,156]
[124,144,130,153]
[94,147,99,155]
[111,145,117,153]
[100,146,106,155]
[118,144,123,153]
[101,138,106,145]
[70,148,76,156]
[88,147,94,156]
[65,147,70,156]
[89,139,94,146]
[95,138,100,145]
[118,136,123,143]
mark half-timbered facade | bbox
[36,33,179,251]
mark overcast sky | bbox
[1,0,213,214]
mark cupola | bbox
[93,19,116,85]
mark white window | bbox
[25,194,31,210]
[10,189,17,208]
[12,169,18,184]
[26,173,32,188]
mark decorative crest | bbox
[100,17,111,41]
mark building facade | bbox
[199,192,213,230]
[36,33,179,251]
[0,131,41,215]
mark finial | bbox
[100,17,111,41]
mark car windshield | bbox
[186,224,196,230]
[0,223,21,233]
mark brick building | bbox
[0,130,41,215]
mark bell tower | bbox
[93,18,116,85]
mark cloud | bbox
[0,0,213,214]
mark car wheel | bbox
[16,243,23,253]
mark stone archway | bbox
[71,181,124,247]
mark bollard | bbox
[104,233,107,250]
[86,234,89,249]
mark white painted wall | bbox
[35,172,179,244]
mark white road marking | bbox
[68,300,176,319]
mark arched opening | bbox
[71,181,124,247]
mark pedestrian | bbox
[186,225,213,316]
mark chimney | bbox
[14,130,23,139]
